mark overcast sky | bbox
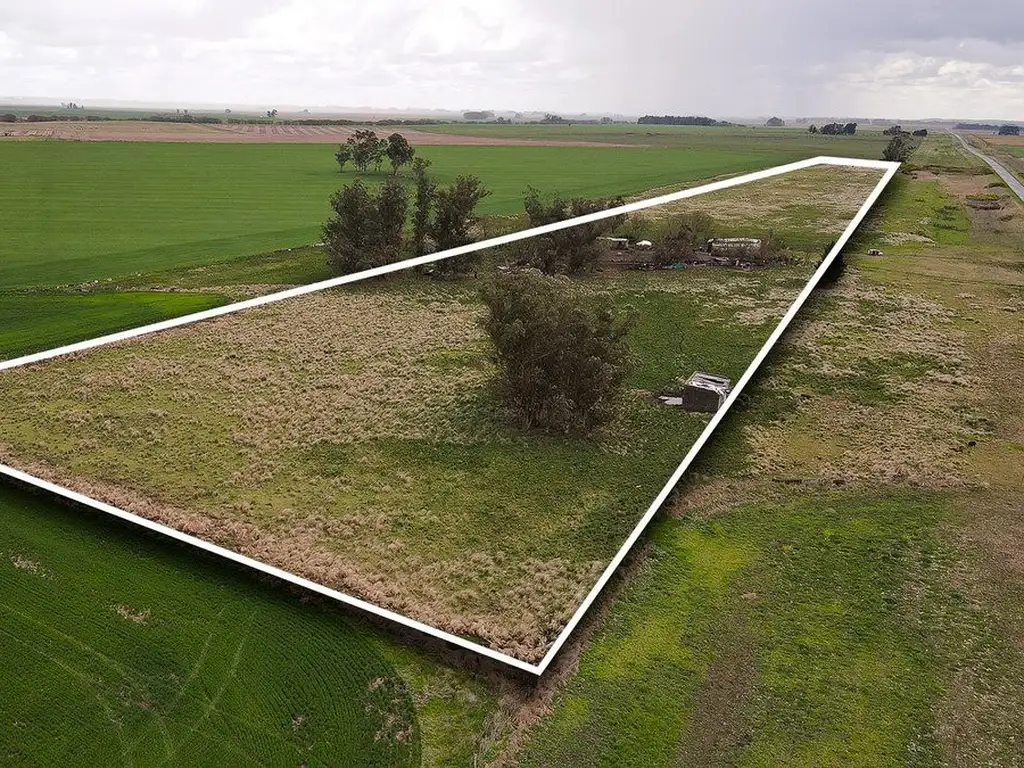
[1,0,1022,119]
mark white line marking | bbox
[0,157,900,675]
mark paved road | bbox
[951,132,1024,203]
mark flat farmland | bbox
[414,123,891,156]
[977,134,1024,148]
[0,271,775,663]
[515,139,1024,767]
[0,291,227,362]
[0,141,783,289]
[0,119,632,147]
[0,166,886,663]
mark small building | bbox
[635,239,653,250]
[867,248,884,256]
[600,236,631,251]
[658,371,733,413]
[707,237,762,256]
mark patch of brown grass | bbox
[631,166,884,235]
[113,605,151,624]
[743,269,985,488]
[9,553,51,578]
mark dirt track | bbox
[0,120,630,147]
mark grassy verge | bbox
[520,492,953,767]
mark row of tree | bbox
[883,124,928,137]
[954,123,1021,134]
[809,122,858,135]
[323,158,489,276]
[335,130,416,174]
[320,167,637,435]
[637,115,734,126]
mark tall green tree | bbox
[348,129,384,173]
[385,133,416,174]
[322,177,409,274]
[519,188,627,274]
[480,271,636,435]
[429,176,491,277]
[882,133,917,163]
[335,143,353,172]
[411,158,436,258]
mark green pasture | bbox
[519,492,967,767]
[910,134,989,171]
[0,141,784,289]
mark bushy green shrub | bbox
[480,270,636,435]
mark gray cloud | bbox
[0,0,1021,119]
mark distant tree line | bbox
[149,113,224,124]
[638,115,735,126]
[882,124,927,137]
[954,122,1022,134]
[11,114,116,123]
[809,122,858,135]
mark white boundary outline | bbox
[0,156,899,675]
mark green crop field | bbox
[0,141,786,289]
[0,291,228,362]
[0,485,419,766]
[415,123,890,155]
[519,493,954,767]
